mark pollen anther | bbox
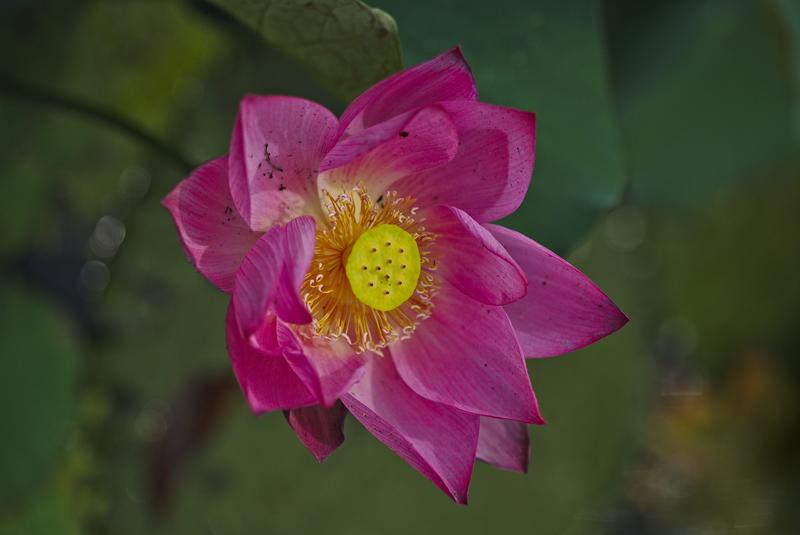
[301,187,438,353]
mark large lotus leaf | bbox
[211,0,402,100]
[372,0,627,254]
[609,0,797,210]
[0,285,79,505]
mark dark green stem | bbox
[0,74,196,174]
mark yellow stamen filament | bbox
[302,187,438,353]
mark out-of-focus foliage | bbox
[771,0,800,140]
[608,0,798,210]
[210,0,402,100]
[0,285,79,504]
[373,0,626,254]
[619,350,796,534]
[657,178,800,365]
[0,493,80,535]
[0,4,78,255]
[1,0,799,534]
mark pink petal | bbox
[225,303,315,413]
[162,156,260,292]
[285,402,346,463]
[228,95,339,231]
[342,356,479,504]
[391,284,543,424]
[274,217,316,324]
[424,205,527,306]
[476,417,530,473]
[339,46,477,136]
[318,106,458,198]
[233,216,316,336]
[248,311,280,355]
[488,224,629,358]
[278,323,366,407]
[393,101,536,222]
[320,111,411,171]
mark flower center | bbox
[345,224,421,311]
[302,187,438,353]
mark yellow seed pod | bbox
[345,224,421,311]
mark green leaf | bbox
[372,0,627,253]
[609,0,797,210]
[210,0,402,100]
[0,285,80,505]
[771,0,800,141]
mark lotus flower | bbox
[163,48,627,503]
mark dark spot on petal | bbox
[399,131,409,138]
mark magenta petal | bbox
[342,356,479,504]
[225,304,315,413]
[228,95,339,230]
[273,217,316,324]
[488,224,629,358]
[339,46,477,136]
[319,106,458,197]
[248,311,281,355]
[320,111,411,172]
[476,417,530,473]
[233,224,282,336]
[278,323,365,407]
[233,216,316,335]
[391,284,543,424]
[162,156,260,292]
[425,205,527,305]
[285,402,347,462]
[393,101,536,222]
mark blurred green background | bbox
[1,0,798,533]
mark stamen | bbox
[301,187,438,353]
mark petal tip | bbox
[521,410,545,426]
[244,393,270,416]
[161,189,176,211]
[445,44,468,64]
[311,451,332,463]
[521,454,530,474]
[603,299,630,336]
